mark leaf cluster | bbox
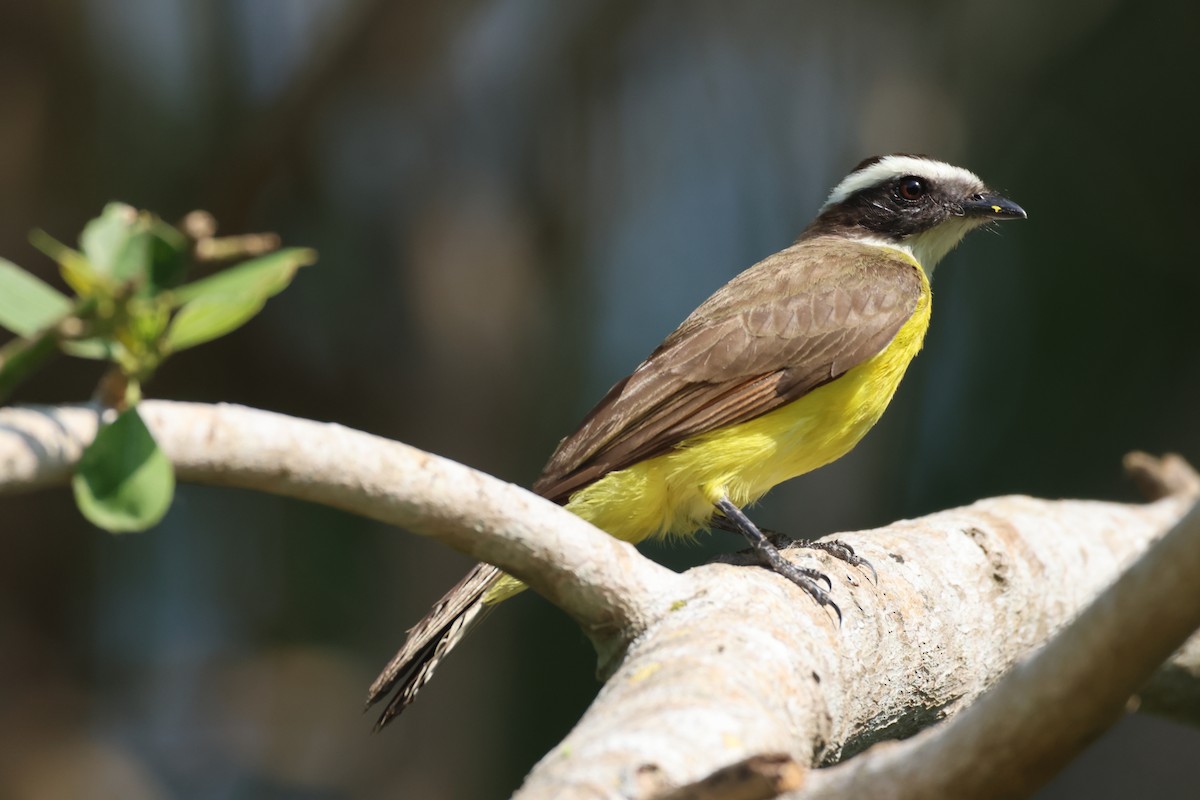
[0,203,314,531]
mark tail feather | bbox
[367,562,501,729]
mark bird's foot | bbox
[713,497,841,624]
[713,512,877,587]
[795,539,878,585]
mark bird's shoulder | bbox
[639,236,925,386]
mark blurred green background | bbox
[1,1,1197,797]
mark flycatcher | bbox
[368,153,1026,727]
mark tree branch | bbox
[2,401,1197,799]
[795,483,1200,800]
[0,401,679,655]
[511,489,1199,798]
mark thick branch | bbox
[512,491,1199,798]
[0,401,680,649]
[796,492,1200,800]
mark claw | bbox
[827,598,843,627]
[803,539,877,585]
[817,570,833,592]
[804,579,842,627]
[793,563,834,592]
[782,569,841,627]
[860,557,879,586]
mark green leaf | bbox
[143,219,190,292]
[113,229,154,282]
[80,204,189,293]
[0,258,72,336]
[161,247,314,352]
[72,407,175,533]
[80,202,139,276]
[171,247,316,307]
[164,292,267,352]
[62,338,113,360]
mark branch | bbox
[2,401,1197,799]
[0,401,679,653]
[511,488,1199,798]
[796,480,1200,800]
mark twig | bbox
[1124,450,1200,502]
[193,232,281,262]
[0,297,98,402]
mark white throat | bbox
[853,218,982,277]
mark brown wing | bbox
[532,236,925,503]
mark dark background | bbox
[1,1,1197,798]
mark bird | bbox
[366,153,1026,728]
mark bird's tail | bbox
[366,562,502,729]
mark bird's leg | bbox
[713,497,840,623]
[711,511,877,585]
[709,508,831,590]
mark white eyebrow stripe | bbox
[820,156,983,211]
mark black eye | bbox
[896,177,927,202]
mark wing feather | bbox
[532,237,924,503]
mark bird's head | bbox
[805,154,1026,273]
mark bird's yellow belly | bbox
[565,287,931,544]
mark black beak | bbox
[961,192,1027,220]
